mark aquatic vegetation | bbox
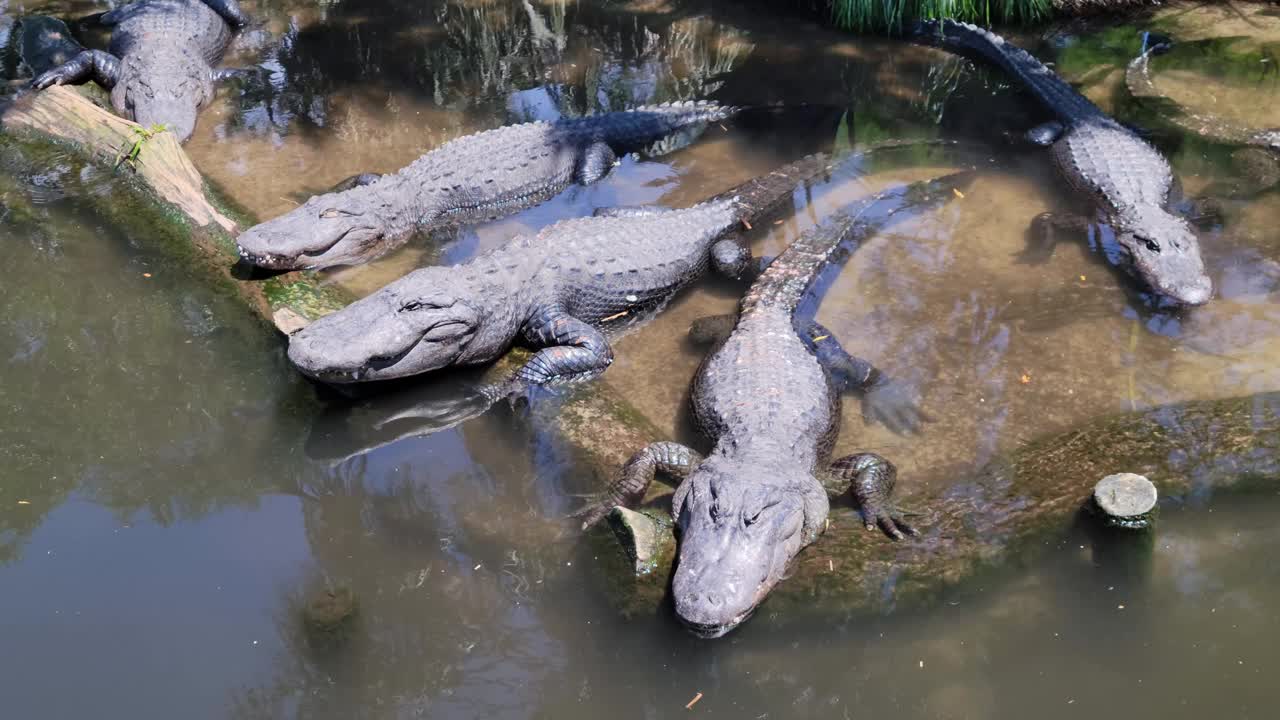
[829,0,1052,31]
[115,123,170,170]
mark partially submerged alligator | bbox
[913,20,1213,306]
[591,391,1280,625]
[1126,38,1279,196]
[575,172,970,638]
[235,102,739,270]
[285,148,948,428]
[31,0,248,143]
[1126,38,1280,153]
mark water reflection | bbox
[2,0,1280,718]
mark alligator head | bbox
[669,454,830,638]
[237,188,391,270]
[1110,204,1212,306]
[113,54,214,143]
[287,267,485,383]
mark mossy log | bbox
[589,392,1280,622]
[0,79,666,489]
[0,84,352,328]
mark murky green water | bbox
[2,1,1279,717]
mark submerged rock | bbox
[588,392,1280,622]
[302,585,359,645]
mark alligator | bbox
[912,20,1213,306]
[285,145,949,430]
[1126,38,1279,196]
[235,101,740,271]
[573,172,971,638]
[31,0,249,143]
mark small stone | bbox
[1093,473,1158,528]
[608,506,664,574]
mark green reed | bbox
[830,0,1053,31]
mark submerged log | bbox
[589,392,1280,622]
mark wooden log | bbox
[3,86,235,230]
[588,392,1280,623]
[0,84,353,327]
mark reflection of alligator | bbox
[913,20,1212,306]
[235,102,738,270]
[32,0,248,143]
[1126,40,1279,195]
[285,152,850,389]
[575,172,970,638]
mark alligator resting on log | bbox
[0,57,668,518]
[234,101,739,271]
[574,172,971,638]
[589,392,1280,625]
[31,0,249,143]
[912,20,1212,306]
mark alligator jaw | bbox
[679,607,755,639]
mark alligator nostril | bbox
[705,592,722,607]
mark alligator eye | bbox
[745,509,762,526]
[400,301,425,313]
[1136,235,1161,253]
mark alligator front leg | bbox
[804,321,928,435]
[710,234,769,280]
[1025,121,1065,146]
[1024,211,1091,264]
[829,452,916,540]
[484,305,614,403]
[573,442,703,529]
[202,0,251,28]
[32,50,120,90]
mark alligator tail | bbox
[714,138,966,225]
[741,169,976,315]
[711,152,837,222]
[577,100,739,153]
[912,19,1102,123]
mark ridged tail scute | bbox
[912,19,1103,123]
[711,153,837,223]
[713,138,965,226]
[741,169,975,315]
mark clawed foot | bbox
[860,376,929,435]
[859,504,919,541]
[31,68,70,90]
[569,498,616,531]
[1019,214,1059,265]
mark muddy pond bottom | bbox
[2,0,1280,718]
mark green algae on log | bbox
[588,393,1280,620]
[0,84,352,330]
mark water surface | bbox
[2,1,1279,717]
